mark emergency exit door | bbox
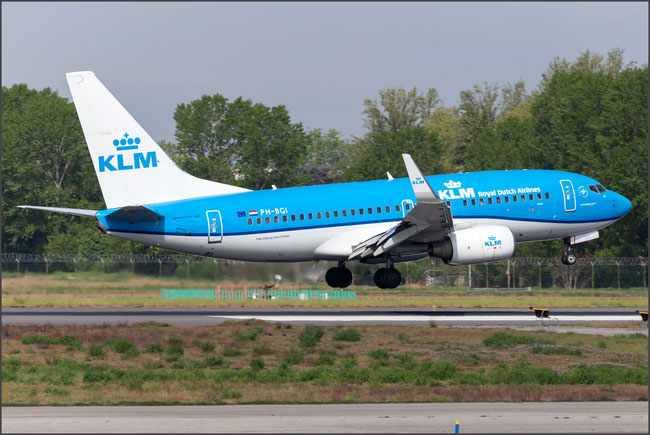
[206,210,223,243]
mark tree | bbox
[362,87,441,136]
[342,127,442,182]
[301,129,356,185]
[173,94,310,190]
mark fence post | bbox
[73,257,77,274]
[186,259,190,279]
[467,264,472,289]
[591,261,595,291]
[485,263,489,288]
[506,260,510,289]
[616,261,621,290]
[16,258,20,274]
[537,261,542,289]
[101,257,105,274]
[158,258,162,277]
[129,258,134,275]
[44,256,48,275]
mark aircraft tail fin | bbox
[65,71,249,209]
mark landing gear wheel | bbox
[373,268,402,289]
[325,266,353,288]
[374,268,388,289]
[384,268,402,289]
[564,253,577,265]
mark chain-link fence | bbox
[1,253,648,289]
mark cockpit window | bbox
[589,184,607,194]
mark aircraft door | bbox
[559,180,576,212]
[206,210,223,243]
[401,199,414,217]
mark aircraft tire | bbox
[384,268,402,289]
[374,268,388,289]
[565,253,577,265]
[325,267,341,288]
[339,267,353,288]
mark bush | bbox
[146,343,164,354]
[222,347,242,357]
[483,333,553,349]
[284,348,304,365]
[200,342,216,353]
[167,345,184,357]
[235,328,263,342]
[250,356,265,371]
[252,343,272,356]
[299,326,325,348]
[168,337,184,346]
[107,339,138,355]
[333,329,362,342]
[530,345,583,357]
[369,349,391,361]
[204,355,224,367]
[22,334,83,350]
[311,355,335,366]
[87,344,105,358]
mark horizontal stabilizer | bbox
[18,206,98,217]
[105,206,165,224]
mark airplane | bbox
[20,71,632,289]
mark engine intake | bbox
[429,225,515,265]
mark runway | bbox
[1,307,646,328]
[2,402,647,433]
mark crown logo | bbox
[113,132,140,151]
[443,180,461,188]
[488,236,496,241]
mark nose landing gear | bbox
[561,240,577,265]
[325,262,353,288]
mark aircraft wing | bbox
[348,154,453,260]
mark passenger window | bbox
[299,213,305,220]
[317,212,322,219]
[274,215,279,223]
[257,217,262,224]
[326,211,330,218]
[282,215,288,222]
[446,201,451,208]
[342,210,347,217]
[308,213,313,220]
[351,209,356,216]
[368,207,373,214]
[334,210,339,217]
[504,196,509,203]
[359,208,364,215]
[405,203,411,211]
[265,216,270,224]
[513,196,518,202]
[385,206,390,213]
[248,218,253,225]
[537,193,542,200]
[521,195,526,201]
[463,199,468,206]
[545,192,550,199]
[376,206,381,213]
[479,198,485,205]
[471,199,476,205]
[529,194,534,201]
[291,215,296,221]
[395,205,401,212]
[488,198,493,204]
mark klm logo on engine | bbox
[437,180,475,200]
[484,235,501,247]
[98,133,158,172]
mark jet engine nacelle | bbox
[428,225,515,265]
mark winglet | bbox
[402,154,440,203]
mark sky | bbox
[2,2,648,143]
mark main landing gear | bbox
[373,259,402,289]
[325,262,353,288]
[561,240,577,266]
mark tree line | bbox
[2,49,647,259]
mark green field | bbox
[2,321,647,406]
[2,271,647,308]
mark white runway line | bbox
[213,315,641,322]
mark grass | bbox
[2,321,647,406]
[2,272,646,308]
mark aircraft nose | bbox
[615,193,632,217]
